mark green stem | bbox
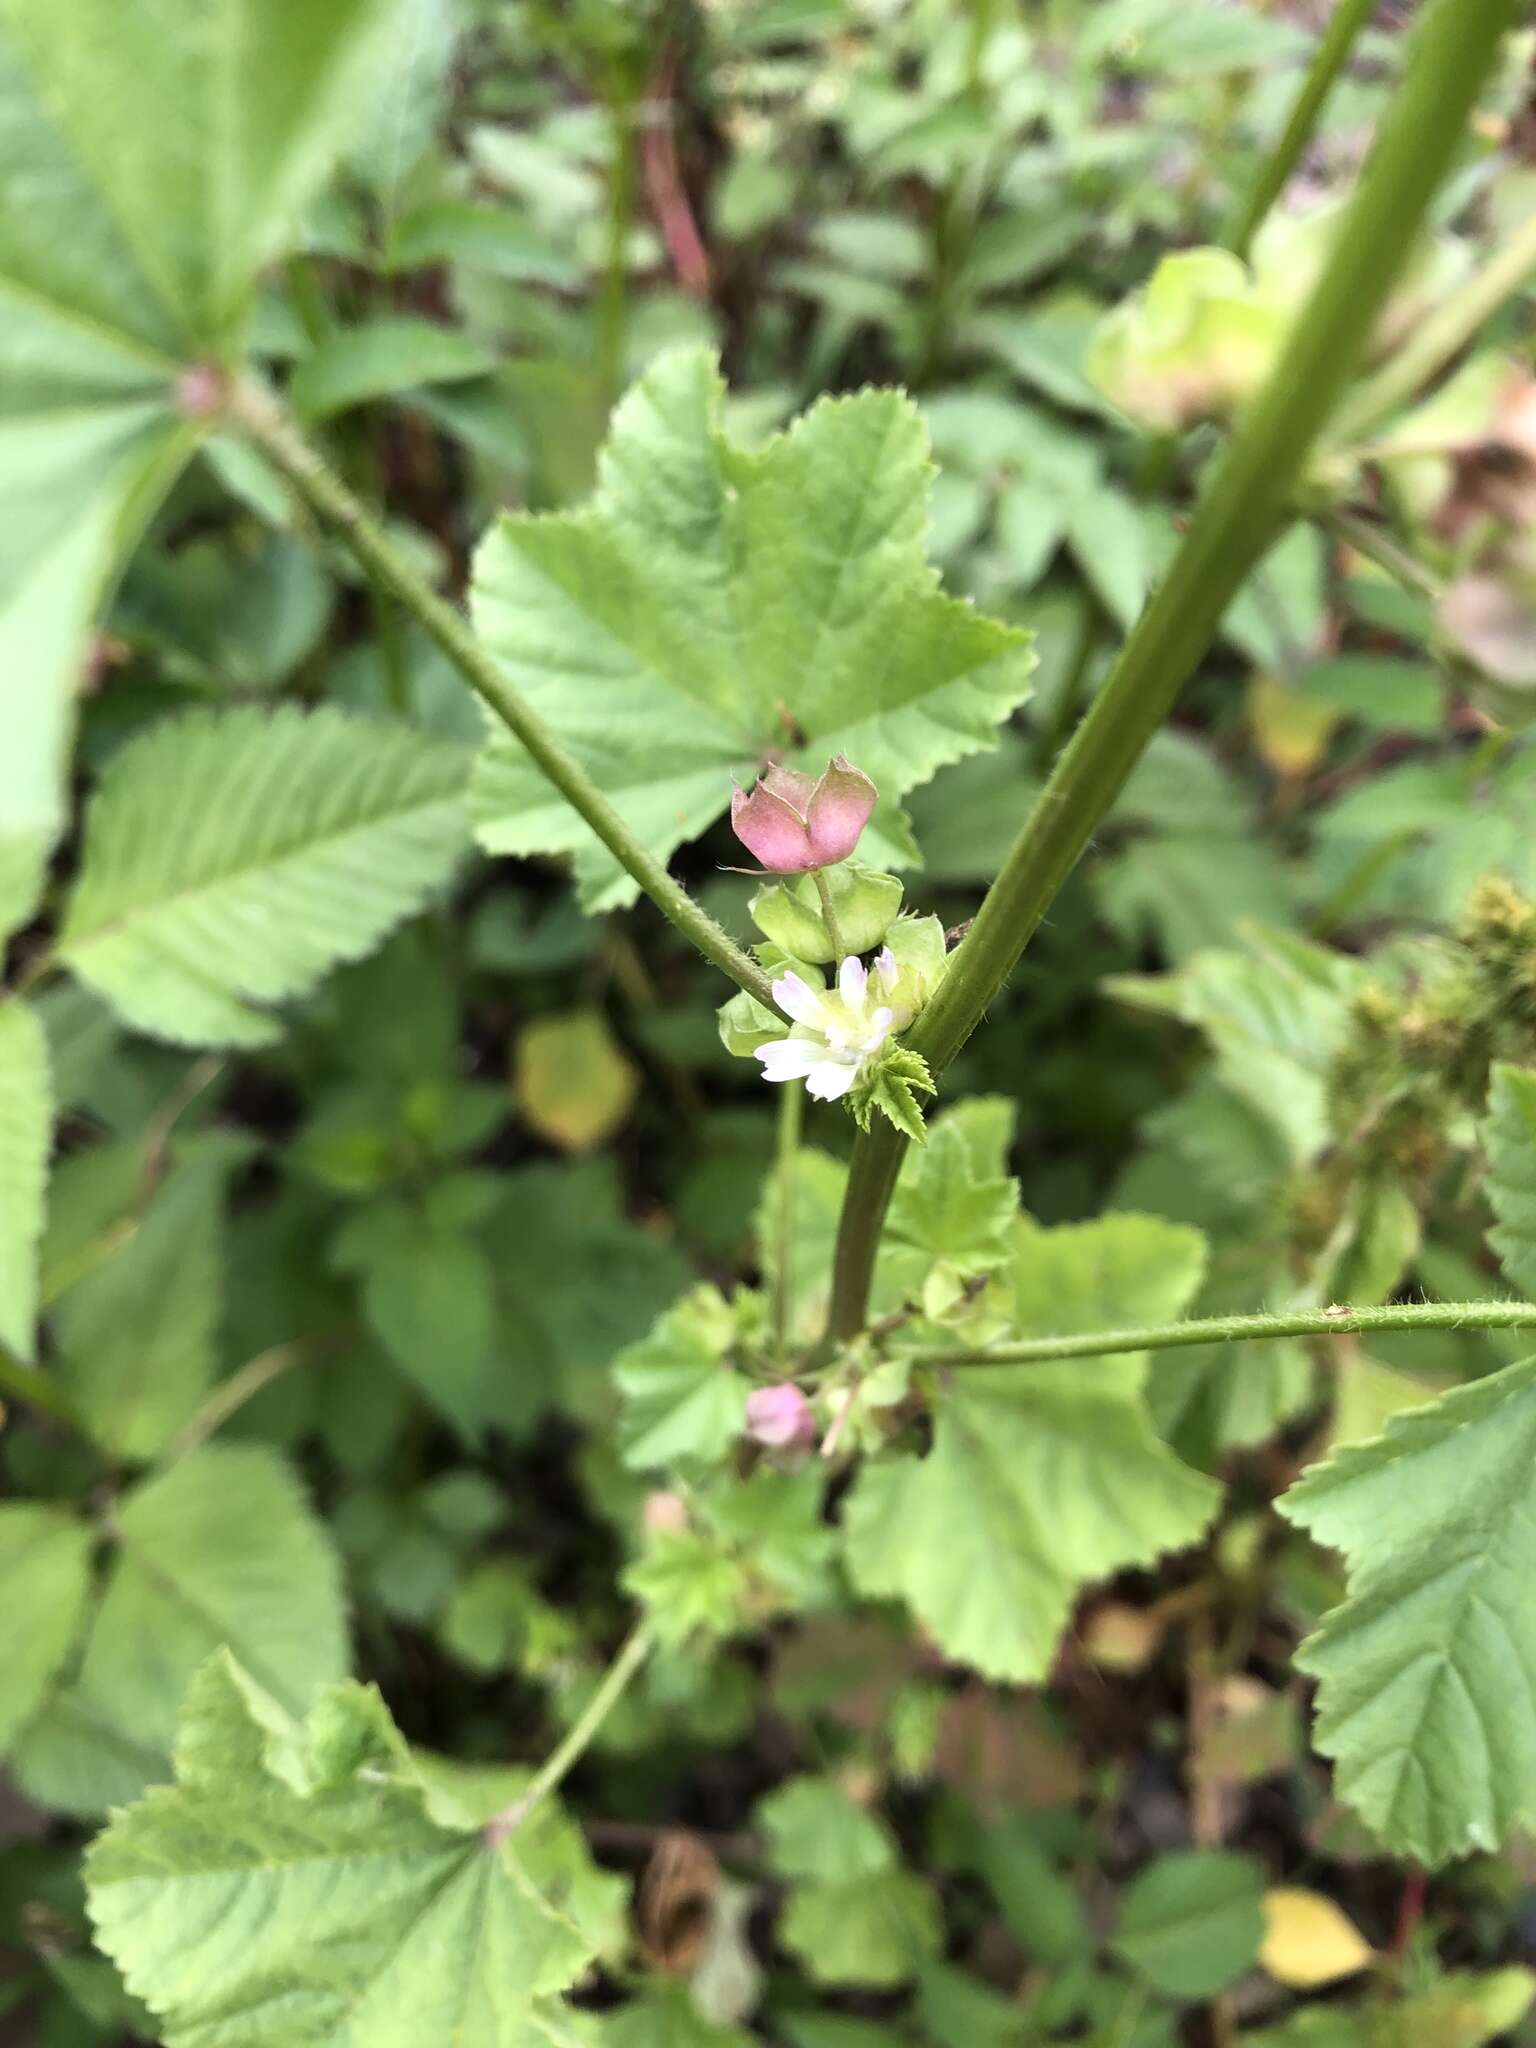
[1325,506,1445,602]
[824,0,1520,1345]
[1333,206,1536,446]
[162,1338,320,1466]
[1224,0,1377,260]
[485,1619,654,1842]
[597,88,637,405]
[0,1346,88,1434]
[905,1299,1536,1371]
[227,380,774,1010]
[773,1079,803,1362]
[812,869,846,962]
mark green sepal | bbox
[749,861,903,965]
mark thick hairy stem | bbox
[228,381,774,1010]
[824,0,1521,1344]
[902,1299,1536,1370]
[1224,0,1377,260]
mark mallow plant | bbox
[6,0,1536,2041]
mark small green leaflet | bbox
[757,1776,941,1989]
[615,1285,750,1470]
[844,1214,1218,1683]
[60,707,470,1048]
[1483,1064,1536,1295]
[87,1653,615,2048]
[9,1445,348,1816]
[626,1470,835,1645]
[470,346,1035,910]
[0,0,395,940]
[1112,1850,1264,1999]
[1279,1355,1536,1865]
[291,316,499,422]
[0,999,50,1357]
[0,1504,94,1753]
[881,1110,1017,1318]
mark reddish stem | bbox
[1389,1866,1427,1959]
[642,55,710,298]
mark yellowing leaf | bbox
[515,1008,638,1153]
[1260,1887,1373,1988]
[1247,674,1338,779]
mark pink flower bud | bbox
[730,755,876,873]
[745,1383,817,1450]
[643,1490,689,1536]
[175,363,227,418]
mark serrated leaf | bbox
[0,1504,93,1753]
[1279,1355,1536,1864]
[52,1150,225,1459]
[881,1115,1017,1317]
[1483,1063,1536,1295]
[2,0,396,342]
[615,1286,749,1470]
[11,1445,349,1816]
[471,346,1034,909]
[0,999,50,1357]
[0,0,394,937]
[86,1652,605,2048]
[60,708,470,1048]
[845,1214,1216,1682]
[1110,929,1360,1164]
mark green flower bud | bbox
[749,860,902,965]
[875,912,948,1029]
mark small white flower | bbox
[755,956,895,1101]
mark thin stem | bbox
[597,88,638,405]
[1325,506,1445,602]
[774,1080,802,1361]
[0,1346,87,1434]
[227,380,774,1010]
[161,1338,321,1465]
[1333,207,1536,447]
[902,1299,1536,1371]
[823,0,1520,1345]
[485,1620,654,1843]
[812,870,846,962]
[1224,0,1377,260]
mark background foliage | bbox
[6,1,1536,2044]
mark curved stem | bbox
[824,0,1521,1344]
[1224,0,1377,260]
[227,380,775,1012]
[902,1299,1536,1370]
[485,1620,654,1843]
[0,1346,87,1434]
[161,1337,325,1466]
